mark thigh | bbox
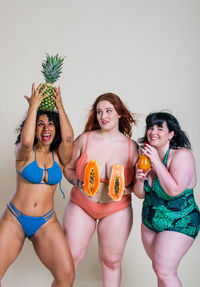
[153,231,194,270]
[141,223,157,260]
[63,200,96,255]
[0,208,25,278]
[31,213,74,280]
[97,205,133,261]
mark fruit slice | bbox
[84,160,100,197]
[108,164,125,201]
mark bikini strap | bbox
[163,148,170,166]
[128,138,131,162]
[33,147,37,160]
[84,132,89,153]
[52,151,55,161]
[59,181,65,199]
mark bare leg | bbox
[31,213,75,287]
[0,208,25,285]
[141,224,194,287]
[63,200,96,269]
[141,223,157,260]
[97,205,133,287]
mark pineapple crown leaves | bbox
[41,53,65,84]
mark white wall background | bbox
[0,0,199,286]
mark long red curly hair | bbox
[84,93,136,138]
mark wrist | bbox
[69,178,84,189]
[28,103,38,113]
[56,101,64,111]
[76,179,84,189]
[152,159,162,172]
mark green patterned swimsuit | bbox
[142,149,200,239]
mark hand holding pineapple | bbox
[51,86,64,110]
[24,83,49,109]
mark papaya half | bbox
[108,164,125,201]
[84,160,100,197]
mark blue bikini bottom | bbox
[7,201,53,237]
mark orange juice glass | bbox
[138,154,151,171]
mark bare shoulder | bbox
[120,134,138,149]
[169,148,195,166]
[74,132,86,145]
[171,147,194,160]
[130,138,139,151]
[73,132,89,154]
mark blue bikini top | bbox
[16,147,65,198]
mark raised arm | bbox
[15,83,47,161]
[63,133,85,189]
[52,87,74,166]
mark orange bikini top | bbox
[76,132,134,187]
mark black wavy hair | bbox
[15,110,61,151]
[138,112,191,149]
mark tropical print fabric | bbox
[142,149,200,239]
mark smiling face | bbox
[147,121,174,149]
[96,100,120,131]
[36,114,56,146]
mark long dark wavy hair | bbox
[138,112,191,149]
[84,93,136,138]
[15,110,61,151]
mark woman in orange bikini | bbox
[63,93,138,287]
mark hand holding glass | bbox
[137,154,151,171]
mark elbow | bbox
[135,193,145,199]
[71,129,74,141]
[63,166,69,180]
[62,156,72,168]
[20,139,33,151]
[67,127,74,142]
[166,187,183,197]
[63,133,74,145]
[132,188,145,199]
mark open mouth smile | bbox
[42,133,51,142]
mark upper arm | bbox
[15,142,32,162]
[63,133,85,177]
[131,140,139,166]
[169,149,196,190]
[57,137,74,166]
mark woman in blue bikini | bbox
[0,84,75,287]
[133,112,200,287]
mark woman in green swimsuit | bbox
[133,112,200,287]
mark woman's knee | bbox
[64,267,75,286]
[53,264,75,287]
[152,259,176,281]
[69,245,86,267]
[99,253,122,270]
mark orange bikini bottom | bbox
[70,186,132,220]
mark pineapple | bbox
[39,53,64,111]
